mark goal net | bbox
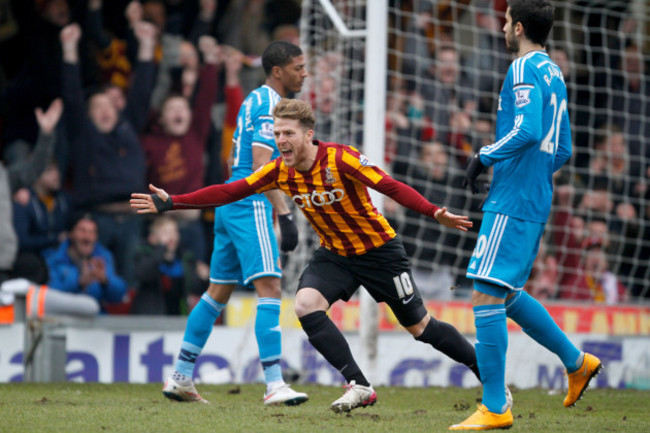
[291,0,650,303]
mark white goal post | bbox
[297,0,388,381]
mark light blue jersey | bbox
[479,50,572,223]
[212,84,283,286]
[229,85,282,187]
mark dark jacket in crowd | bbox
[131,243,202,315]
[13,187,71,254]
[61,60,155,210]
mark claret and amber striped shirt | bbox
[172,140,441,256]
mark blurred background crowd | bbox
[0,0,648,316]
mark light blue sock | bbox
[174,293,225,378]
[474,304,508,414]
[255,298,283,385]
[505,291,582,372]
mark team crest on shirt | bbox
[359,154,375,167]
[260,121,274,140]
[324,167,337,184]
[513,85,532,108]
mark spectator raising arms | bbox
[12,97,70,284]
[141,35,221,263]
[60,21,156,286]
[1,98,62,284]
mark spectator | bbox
[559,237,628,304]
[86,0,201,114]
[388,85,429,179]
[524,240,558,300]
[131,216,207,315]
[0,98,61,284]
[586,124,638,206]
[44,214,127,310]
[412,44,477,153]
[548,46,596,171]
[553,183,614,298]
[399,141,467,298]
[12,157,71,284]
[86,0,141,91]
[204,44,245,187]
[307,52,344,142]
[141,35,220,262]
[60,21,156,285]
[215,0,274,94]
[612,42,650,162]
[466,0,509,115]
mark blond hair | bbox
[273,98,316,131]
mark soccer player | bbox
[451,1,602,430]
[132,98,489,414]
[160,41,308,406]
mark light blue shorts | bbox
[210,198,281,287]
[466,212,544,291]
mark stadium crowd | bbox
[0,0,648,317]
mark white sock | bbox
[172,370,191,384]
[267,380,286,393]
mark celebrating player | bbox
[132,98,485,414]
[160,41,308,406]
[451,1,602,430]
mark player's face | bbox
[278,55,308,95]
[503,8,519,54]
[274,117,314,170]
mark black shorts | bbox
[297,237,427,327]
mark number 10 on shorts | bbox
[393,272,414,299]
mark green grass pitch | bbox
[2,383,649,432]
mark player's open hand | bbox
[434,207,473,231]
[131,184,171,214]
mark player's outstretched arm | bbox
[131,184,172,214]
[434,207,473,231]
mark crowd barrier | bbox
[2,288,649,390]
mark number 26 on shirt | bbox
[540,92,567,155]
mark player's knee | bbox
[253,277,282,299]
[206,283,235,304]
[294,288,328,318]
[406,314,431,338]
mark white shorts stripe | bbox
[484,215,509,276]
[253,201,273,273]
[478,214,503,276]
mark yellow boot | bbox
[564,352,603,407]
[449,404,513,430]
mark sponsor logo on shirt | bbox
[292,189,345,208]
